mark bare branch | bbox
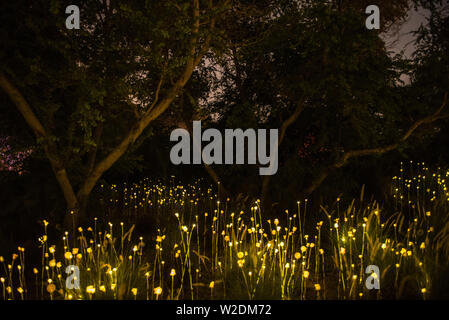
[338,92,448,167]
[279,98,306,144]
[302,92,449,196]
[86,122,103,178]
[261,97,305,202]
[147,63,167,114]
[0,72,79,212]
[0,73,47,138]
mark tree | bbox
[0,0,225,225]
[202,1,448,202]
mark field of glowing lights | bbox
[1,162,449,300]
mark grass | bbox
[1,162,448,300]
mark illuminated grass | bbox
[1,163,448,300]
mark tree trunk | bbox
[2,2,217,227]
[1,73,80,227]
[261,98,305,203]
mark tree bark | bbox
[261,98,305,203]
[0,73,80,225]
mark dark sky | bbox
[382,6,429,83]
[384,7,429,58]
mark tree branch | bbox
[261,98,306,202]
[303,92,449,195]
[279,98,306,145]
[0,72,79,212]
[86,122,103,178]
[77,2,218,200]
[0,73,47,138]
